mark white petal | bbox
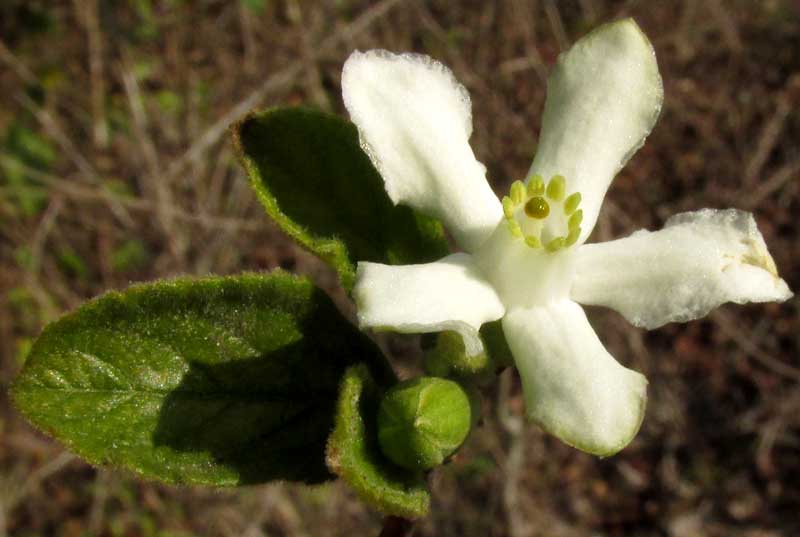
[503,301,647,456]
[528,19,663,243]
[342,50,502,252]
[354,253,505,356]
[473,222,579,308]
[571,209,793,329]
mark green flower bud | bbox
[378,377,472,471]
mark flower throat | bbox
[502,174,583,253]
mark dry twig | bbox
[120,63,183,259]
[73,0,109,148]
[164,0,405,183]
[711,309,800,381]
[743,79,796,188]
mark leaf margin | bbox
[10,271,392,486]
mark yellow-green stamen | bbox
[501,172,583,254]
[524,235,541,248]
[546,175,566,202]
[527,175,545,196]
[502,196,515,219]
[564,192,581,215]
[524,196,549,219]
[565,226,581,246]
[510,180,526,204]
[568,209,583,230]
[507,219,523,238]
[545,236,566,252]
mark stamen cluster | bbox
[501,174,583,253]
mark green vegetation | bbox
[1,1,797,535]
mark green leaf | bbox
[11,272,392,486]
[327,365,430,519]
[232,107,450,290]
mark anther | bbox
[545,236,566,253]
[510,180,526,204]
[565,226,581,246]
[507,219,523,238]
[524,235,541,248]
[502,196,515,219]
[568,209,583,230]
[524,196,550,219]
[527,175,545,196]
[564,192,581,215]
[546,175,566,202]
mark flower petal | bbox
[528,19,663,243]
[571,209,793,329]
[342,50,503,252]
[503,301,647,456]
[354,253,505,356]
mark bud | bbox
[377,377,472,471]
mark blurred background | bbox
[1,1,799,536]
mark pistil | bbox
[524,197,550,219]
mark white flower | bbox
[342,19,792,455]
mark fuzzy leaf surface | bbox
[327,364,430,519]
[233,107,450,290]
[12,272,391,486]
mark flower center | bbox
[524,196,550,219]
[501,174,583,252]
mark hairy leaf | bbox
[232,107,450,290]
[327,364,430,519]
[12,272,392,486]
